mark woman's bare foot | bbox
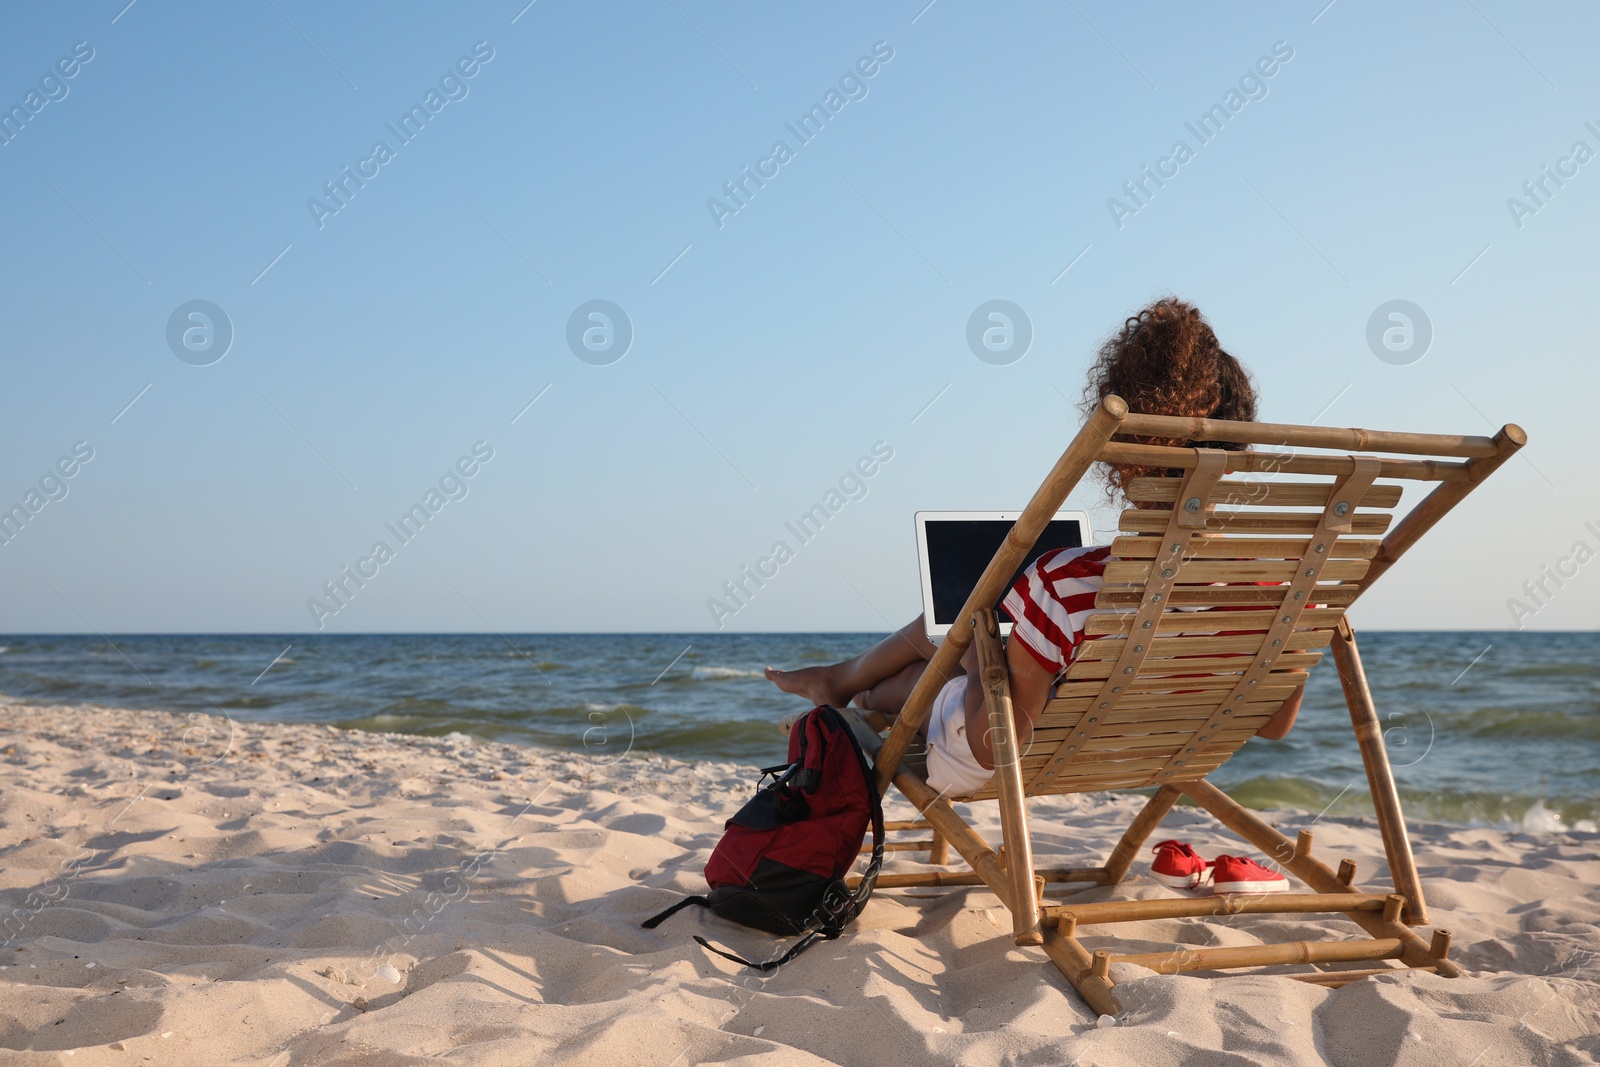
[764,664,849,709]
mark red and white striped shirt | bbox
[1001,545,1111,675]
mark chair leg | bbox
[973,609,1042,945]
[928,830,950,865]
[1331,618,1430,926]
[1177,778,1460,978]
[1103,785,1183,884]
[894,771,1013,911]
[1041,924,1123,1016]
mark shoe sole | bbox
[1150,870,1204,889]
[1212,878,1290,894]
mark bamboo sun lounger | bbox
[860,395,1525,1015]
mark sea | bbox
[0,632,1594,832]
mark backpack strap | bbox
[640,895,710,929]
[826,705,886,917]
[795,710,822,792]
[693,927,833,971]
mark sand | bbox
[0,701,1596,1066]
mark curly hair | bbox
[1081,298,1258,501]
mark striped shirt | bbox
[1001,545,1111,675]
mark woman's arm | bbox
[962,636,1056,768]
[1254,681,1305,740]
[1005,638,1056,750]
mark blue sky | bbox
[0,0,1595,634]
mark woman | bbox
[766,298,1305,795]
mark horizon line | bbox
[1,629,1593,637]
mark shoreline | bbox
[4,692,1592,834]
[1,701,1596,1064]
[1,630,1592,829]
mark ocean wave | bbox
[363,713,418,727]
[36,676,84,692]
[690,666,766,681]
[376,697,459,715]
[218,694,281,709]
[1516,800,1597,833]
[1505,662,1599,679]
[627,718,788,760]
[1445,706,1600,741]
[509,702,653,725]
[1221,774,1597,831]
[501,652,564,670]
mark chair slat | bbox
[1019,774,1144,793]
[1075,630,1333,661]
[1039,694,1219,718]
[1101,558,1370,584]
[1041,690,1291,717]
[1124,478,1403,509]
[1027,753,1235,786]
[1100,440,1473,480]
[1009,750,1236,792]
[1029,753,1171,776]
[1053,673,1306,698]
[1095,585,1359,608]
[1034,707,1209,732]
[1079,726,1259,753]
[1034,710,1208,734]
[1038,697,1221,721]
[1083,606,1345,635]
[1109,536,1381,560]
[1112,412,1497,457]
[1036,710,1273,735]
[1064,650,1321,680]
[1030,716,1267,742]
[1119,510,1392,535]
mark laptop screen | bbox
[919,514,1088,634]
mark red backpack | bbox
[642,705,885,969]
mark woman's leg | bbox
[765,615,936,709]
[852,660,928,720]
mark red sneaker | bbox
[1149,840,1208,888]
[1210,854,1290,894]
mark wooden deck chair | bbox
[863,395,1526,1015]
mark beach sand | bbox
[0,703,1596,1066]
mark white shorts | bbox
[924,676,994,795]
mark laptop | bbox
[915,510,1092,640]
